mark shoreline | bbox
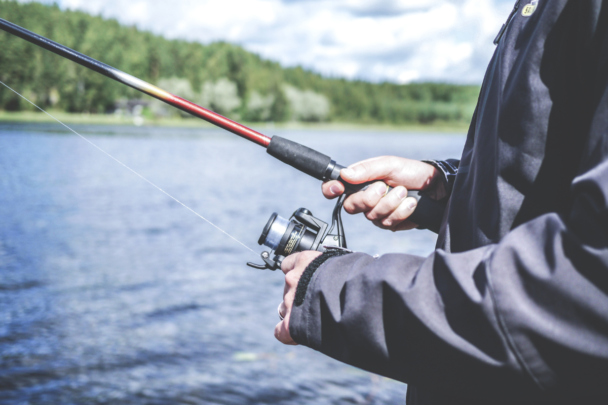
[0,111,469,133]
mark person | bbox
[274,1,608,404]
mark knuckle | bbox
[361,194,372,207]
[372,220,386,229]
[374,200,392,217]
[285,272,299,285]
[388,198,402,211]
[397,199,415,218]
[343,197,357,213]
[390,191,402,204]
[350,200,365,213]
[281,257,294,272]
[293,252,305,265]
[362,193,378,208]
[304,251,320,261]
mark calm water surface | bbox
[0,123,465,404]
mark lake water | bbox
[0,123,465,404]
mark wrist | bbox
[417,162,447,200]
[421,159,459,200]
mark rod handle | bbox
[267,136,331,180]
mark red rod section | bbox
[170,96,270,147]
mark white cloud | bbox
[29,0,516,84]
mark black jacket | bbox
[289,1,608,403]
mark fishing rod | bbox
[0,17,445,269]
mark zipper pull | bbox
[493,0,521,45]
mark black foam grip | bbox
[267,136,332,180]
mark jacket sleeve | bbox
[289,79,608,405]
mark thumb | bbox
[340,156,400,185]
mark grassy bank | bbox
[0,110,471,133]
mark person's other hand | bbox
[275,250,322,345]
[321,156,444,231]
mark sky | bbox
[26,0,517,84]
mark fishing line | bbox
[0,80,255,254]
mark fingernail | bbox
[375,183,387,196]
[406,197,417,210]
[342,168,356,178]
[396,186,407,199]
[329,184,340,195]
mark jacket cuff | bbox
[422,159,459,195]
[294,249,352,306]
[289,249,353,346]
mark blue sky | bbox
[23,0,517,84]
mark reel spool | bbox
[247,196,346,270]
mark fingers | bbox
[275,298,296,345]
[276,251,322,345]
[323,157,439,204]
[341,183,418,230]
[275,293,297,345]
[322,157,405,200]
[341,156,439,191]
[281,252,297,274]
[280,250,322,275]
[366,186,418,231]
[322,180,345,199]
[365,186,409,221]
[340,156,403,185]
[390,217,419,232]
[275,277,297,345]
[275,315,297,345]
[278,301,287,319]
[343,181,388,214]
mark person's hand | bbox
[275,250,322,345]
[321,156,444,231]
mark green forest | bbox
[0,1,480,125]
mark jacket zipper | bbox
[493,0,522,45]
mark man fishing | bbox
[2,1,606,402]
[274,1,608,404]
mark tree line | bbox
[0,1,480,124]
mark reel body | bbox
[247,197,346,270]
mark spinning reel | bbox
[247,195,347,270]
